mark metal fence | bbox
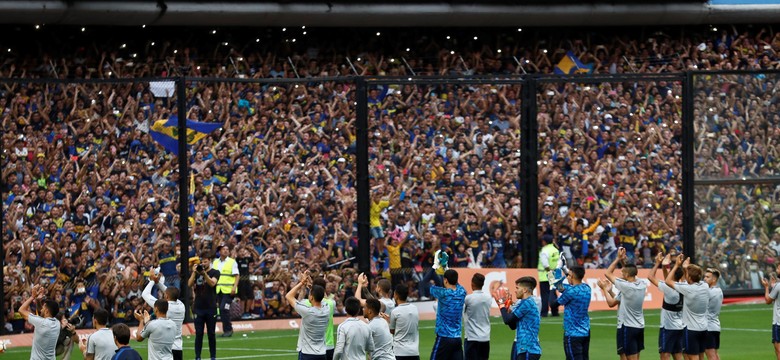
[2,70,778,329]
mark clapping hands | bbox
[134,309,151,323]
[761,276,775,289]
[597,279,612,292]
[617,247,627,262]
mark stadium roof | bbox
[1,0,778,26]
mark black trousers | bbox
[218,292,234,332]
[465,340,490,360]
[539,281,559,316]
[430,336,463,360]
[194,309,217,359]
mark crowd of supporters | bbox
[2,25,780,332]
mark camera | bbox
[196,264,204,272]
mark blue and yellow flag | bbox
[149,115,222,156]
[554,51,590,75]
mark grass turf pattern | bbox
[2,304,773,359]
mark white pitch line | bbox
[202,333,298,342]
[543,306,767,322]
[218,354,299,359]
[181,347,297,352]
[573,322,772,332]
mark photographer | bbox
[19,284,60,360]
[189,251,220,360]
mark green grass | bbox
[2,303,775,359]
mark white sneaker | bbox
[420,296,430,301]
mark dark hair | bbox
[312,277,327,288]
[706,268,721,280]
[166,287,180,302]
[471,273,485,288]
[199,251,212,259]
[44,300,59,318]
[673,267,685,281]
[365,298,381,315]
[112,323,131,345]
[623,263,638,277]
[310,285,325,303]
[569,266,585,281]
[443,269,459,286]
[687,265,703,283]
[154,299,169,315]
[394,283,409,301]
[516,276,537,290]
[94,308,110,326]
[344,297,361,316]
[377,278,392,295]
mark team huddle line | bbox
[19,246,780,360]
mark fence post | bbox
[0,104,5,334]
[521,76,539,268]
[355,78,371,276]
[682,72,696,262]
[176,77,192,322]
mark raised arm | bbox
[354,273,375,306]
[285,272,310,306]
[18,285,44,321]
[605,247,626,284]
[598,279,619,308]
[141,277,159,308]
[762,277,776,305]
[134,310,151,342]
[647,252,664,288]
[664,253,685,290]
[492,289,518,330]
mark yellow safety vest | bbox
[537,244,560,282]
[214,257,237,295]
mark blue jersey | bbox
[512,297,542,355]
[557,283,591,337]
[430,284,467,338]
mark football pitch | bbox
[2,303,773,359]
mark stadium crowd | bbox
[2,25,780,333]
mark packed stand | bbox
[364,83,524,300]
[693,72,780,180]
[692,70,780,289]
[536,80,684,271]
[695,184,780,289]
[3,25,780,334]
